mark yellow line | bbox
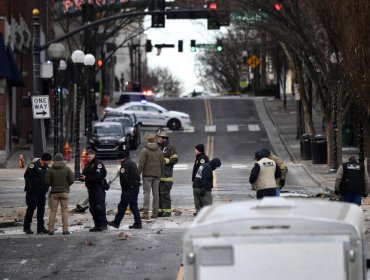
[207,99,213,125]
[204,99,210,125]
[176,264,185,280]
[206,135,211,156]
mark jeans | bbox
[256,188,279,199]
[342,193,362,206]
[114,187,141,226]
[142,176,159,215]
[48,193,69,232]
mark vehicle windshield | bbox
[93,125,123,136]
[106,118,132,127]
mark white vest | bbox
[254,158,277,190]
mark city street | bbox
[0,96,322,280]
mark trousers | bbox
[159,181,172,213]
[48,192,69,232]
[88,187,107,227]
[113,187,141,226]
[142,176,159,215]
[24,192,46,231]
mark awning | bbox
[0,33,25,88]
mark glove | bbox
[279,179,285,188]
[200,188,206,197]
[107,179,112,185]
[334,190,339,195]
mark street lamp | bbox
[58,59,67,154]
[83,54,95,145]
[71,50,85,179]
[329,52,339,172]
[48,43,65,155]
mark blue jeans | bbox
[342,193,362,206]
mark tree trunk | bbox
[326,120,333,167]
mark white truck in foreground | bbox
[183,198,369,280]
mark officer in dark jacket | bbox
[335,156,370,206]
[192,144,209,182]
[81,149,108,232]
[192,158,221,215]
[23,152,52,234]
[108,151,142,229]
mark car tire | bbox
[167,119,181,130]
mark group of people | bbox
[23,128,369,235]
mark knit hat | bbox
[41,153,52,161]
[117,151,128,160]
[255,150,264,161]
[261,148,271,157]
[54,153,64,161]
[195,144,204,154]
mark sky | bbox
[144,17,223,94]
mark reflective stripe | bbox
[170,154,178,159]
[164,158,170,164]
[160,177,173,182]
[163,209,172,213]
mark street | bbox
[0,96,324,280]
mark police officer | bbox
[108,151,142,229]
[23,152,52,234]
[335,156,370,206]
[157,130,178,217]
[249,150,282,199]
[80,149,108,232]
[192,144,209,183]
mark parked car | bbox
[89,122,129,158]
[110,91,147,106]
[103,116,141,150]
[104,101,192,130]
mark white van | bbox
[183,198,368,280]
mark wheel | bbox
[167,119,181,130]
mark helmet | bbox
[157,130,168,138]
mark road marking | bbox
[248,124,260,131]
[227,125,239,132]
[231,164,248,169]
[204,99,213,126]
[20,260,27,264]
[177,264,185,280]
[174,164,188,170]
[183,126,195,133]
[206,136,214,159]
[205,125,216,132]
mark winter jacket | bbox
[159,140,178,181]
[82,158,107,190]
[45,161,75,193]
[249,157,281,191]
[193,158,221,191]
[268,152,288,181]
[138,142,164,178]
[335,162,370,196]
[24,160,50,195]
[119,158,141,189]
[192,153,209,182]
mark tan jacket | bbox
[253,158,278,191]
[138,142,164,178]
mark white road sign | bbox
[32,95,51,119]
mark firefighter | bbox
[23,152,52,234]
[80,149,108,232]
[157,130,178,217]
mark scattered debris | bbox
[106,209,115,215]
[173,210,182,216]
[85,241,95,246]
[117,231,131,240]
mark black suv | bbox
[89,122,129,158]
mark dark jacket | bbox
[119,158,141,189]
[82,158,107,190]
[45,161,75,193]
[159,140,178,179]
[192,153,209,182]
[138,142,164,178]
[335,162,370,196]
[193,158,221,191]
[24,160,49,195]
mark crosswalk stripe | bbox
[248,124,260,131]
[231,164,248,169]
[205,125,216,132]
[227,125,239,132]
[174,164,189,170]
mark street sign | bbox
[247,55,261,68]
[32,95,51,119]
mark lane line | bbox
[176,264,185,280]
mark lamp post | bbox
[71,50,85,179]
[48,43,65,155]
[83,54,95,145]
[58,59,67,153]
[329,52,339,172]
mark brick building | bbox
[0,0,53,166]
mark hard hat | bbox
[157,130,168,138]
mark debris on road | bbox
[117,231,131,240]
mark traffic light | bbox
[178,40,183,52]
[190,40,196,52]
[216,39,223,52]
[146,39,153,52]
[97,58,103,69]
[207,1,220,30]
[149,0,165,28]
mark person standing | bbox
[249,150,282,199]
[261,148,288,193]
[192,158,221,215]
[108,151,142,229]
[335,156,370,206]
[80,149,108,232]
[192,144,209,183]
[157,130,178,217]
[23,152,52,234]
[45,153,75,235]
[138,133,164,219]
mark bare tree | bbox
[146,67,183,97]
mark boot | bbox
[161,212,171,217]
[129,223,142,229]
[141,213,149,220]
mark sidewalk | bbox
[263,96,358,193]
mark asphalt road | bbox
[0,96,320,280]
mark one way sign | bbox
[32,95,51,119]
